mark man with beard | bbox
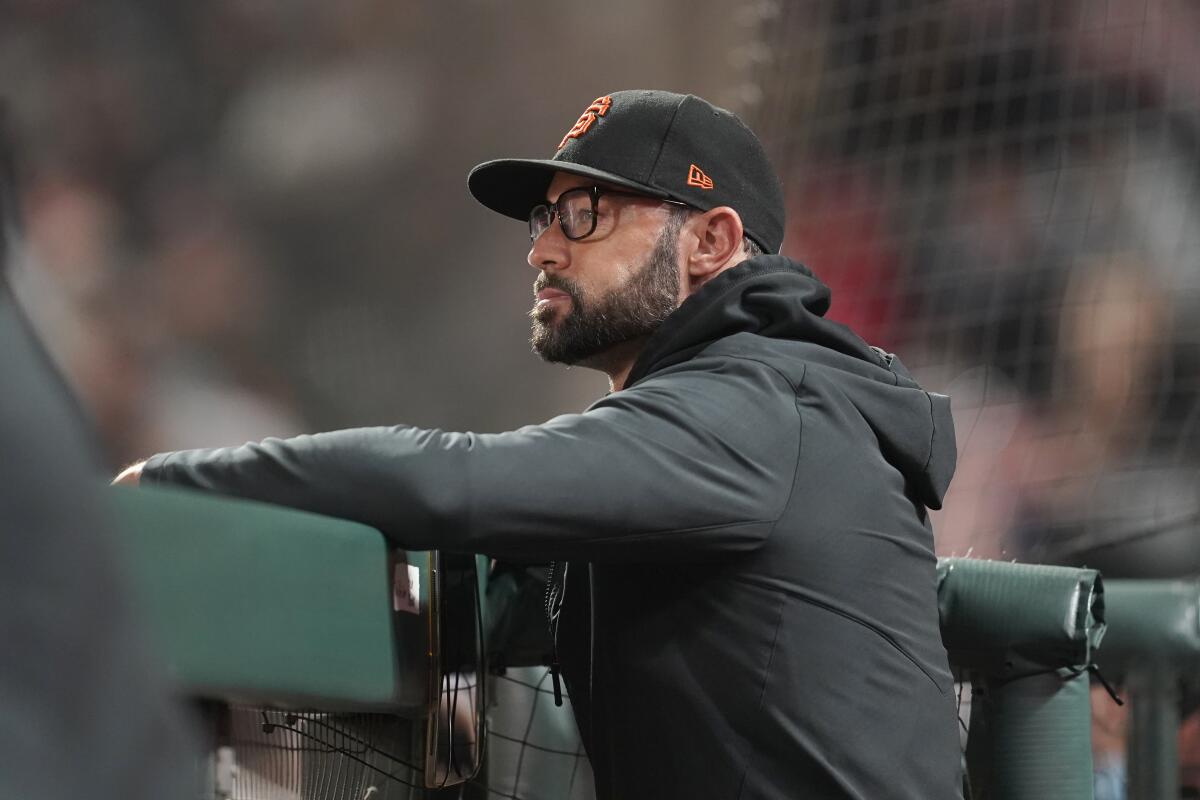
[528,191,685,371]
[116,90,962,799]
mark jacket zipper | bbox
[588,562,596,749]
[544,560,567,706]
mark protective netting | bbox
[747,0,1200,575]
[199,670,592,800]
[481,668,593,800]
[216,708,424,799]
[193,553,592,800]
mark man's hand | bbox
[112,461,145,486]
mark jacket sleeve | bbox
[141,357,801,562]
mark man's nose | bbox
[527,222,569,272]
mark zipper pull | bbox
[549,659,564,707]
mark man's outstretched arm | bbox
[133,357,801,563]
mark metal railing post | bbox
[1096,580,1200,800]
[938,559,1106,800]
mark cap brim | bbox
[467,158,669,222]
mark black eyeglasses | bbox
[529,185,690,242]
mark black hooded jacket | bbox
[143,256,962,799]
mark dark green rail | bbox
[938,558,1106,800]
[111,485,433,716]
[1095,580,1200,800]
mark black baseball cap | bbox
[468,89,785,254]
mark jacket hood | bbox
[627,255,956,509]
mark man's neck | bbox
[608,361,635,393]
[582,337,646,393]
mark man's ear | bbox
[683,206,745,290]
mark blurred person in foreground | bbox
[0,124,195,798]
[116,90,961,799]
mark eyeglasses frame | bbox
[529,185,691,242]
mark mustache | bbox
[533,273,581,300]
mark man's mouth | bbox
[534,287,572,310]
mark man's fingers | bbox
[112,461,145,486]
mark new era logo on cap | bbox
[687,164,713,190]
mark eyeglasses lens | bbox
[529,204,552,241]
[527,188,597,241]
[560,191,594,239]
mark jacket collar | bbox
[625,255,877,387]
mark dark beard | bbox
[530,218,682,366]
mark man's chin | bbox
[532,347,569,365]
[529,306,570,351]
[530,320,589,366]
[531,301,569,325]
[530,327,567,364]
[531,327,640,369]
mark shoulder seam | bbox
[720,355,805,541]
[723,353,801,395]
[921,391,937,476]
[769,364,805,542]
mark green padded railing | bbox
[938,558,1107,800]
[1095,579,1200,800]
[113,484,488,792]
[110,484,433,716]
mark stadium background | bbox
[3,0,1199,797]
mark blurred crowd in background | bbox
[753,0,1200,580]
[749,4,1200,792]
[4,0,1200,796]
[5,0,1194,576]
[1,0,755,463]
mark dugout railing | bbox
[938,557,1105,800]
[111,485,487,798]
[1094,580,1200,800]
[115,487,1113,799]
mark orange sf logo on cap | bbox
[558,96,612,150]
